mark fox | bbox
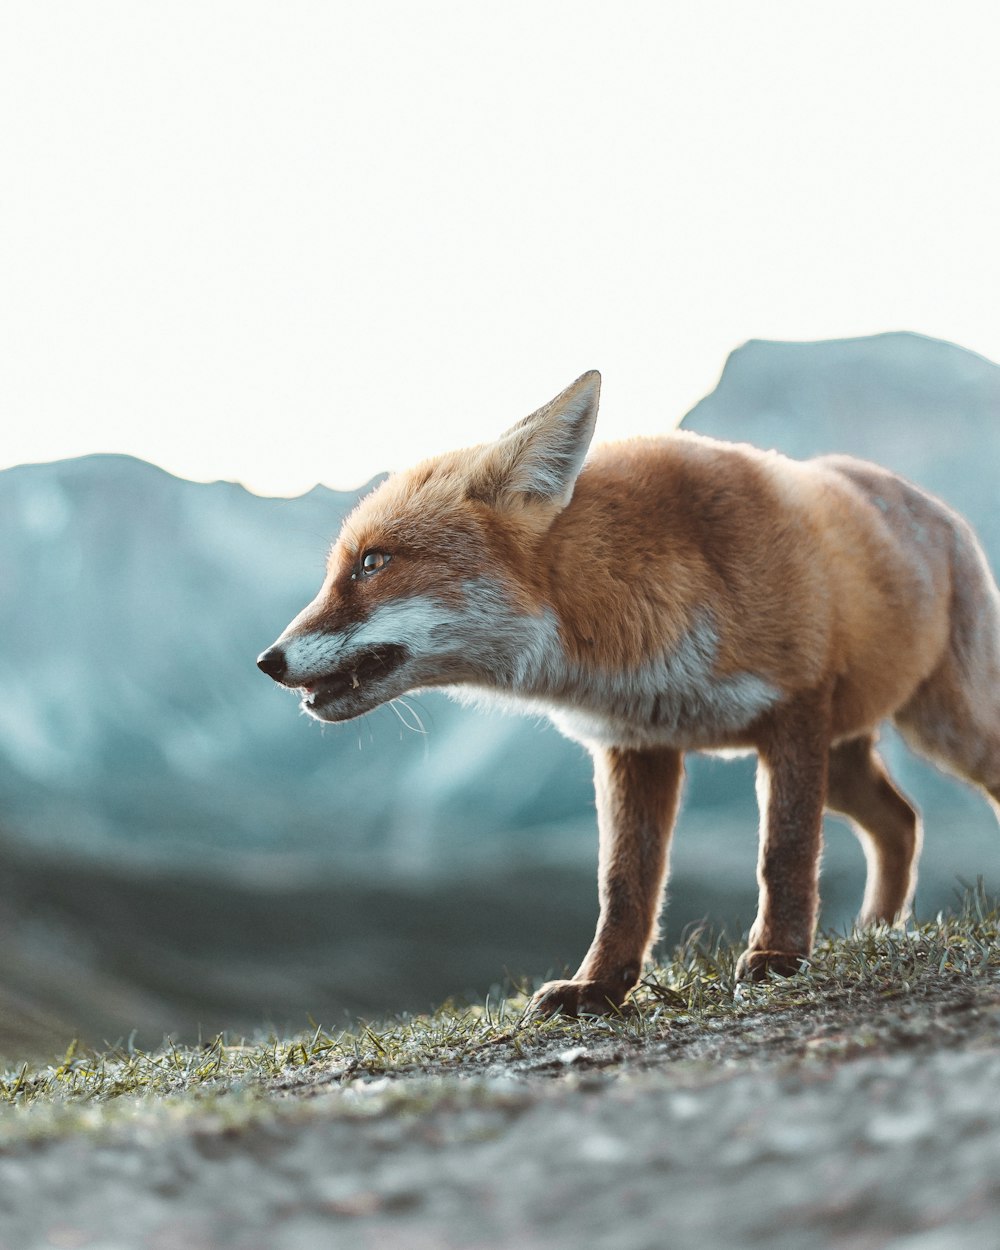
[257,370,1000,1016]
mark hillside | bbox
[2,901,999,1249]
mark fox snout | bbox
[256,645,288,683]
[257,613,416,722]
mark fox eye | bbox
[359,551,391,578]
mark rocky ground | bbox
[2,915,999,1250]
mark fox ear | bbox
[469,371,601,512]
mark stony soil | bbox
[2,973,999,1250]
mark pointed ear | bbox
[469,371,601,512]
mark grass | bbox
[1,884,998,1142]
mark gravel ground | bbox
[2,980,999,1250]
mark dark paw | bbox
[528,978,632,1018]
[735,948,809,982]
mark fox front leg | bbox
[531,746,683,1017]
[736,686,832,981]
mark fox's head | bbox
[257,371,600,722]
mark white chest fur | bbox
[459,611,780,752]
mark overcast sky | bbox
[2,3,998,495]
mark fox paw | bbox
[735,948,809,982]
[528,977,633,1018]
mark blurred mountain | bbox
[1,330,998,1055]
[683,332,1000,547]
[0,454,594,870]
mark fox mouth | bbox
[300,643,410,719]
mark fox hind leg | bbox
[826,735,922,926]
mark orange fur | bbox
[259,371,1000,1014]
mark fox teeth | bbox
[351,673,360,689]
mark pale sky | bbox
[2,2,999,496]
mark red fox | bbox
[258,371,1000,1015]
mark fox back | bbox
[259,372,1000,1015]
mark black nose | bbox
[257,646,288,682]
